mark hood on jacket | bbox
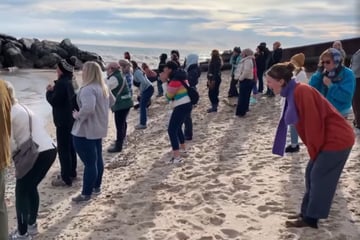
[185,54,199,71]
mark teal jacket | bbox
[309,67,355,116]
[109,70,133,112]
[230,54,241,76]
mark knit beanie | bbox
[58,56,76,74]
[290,53,305,68]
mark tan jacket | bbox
[0,80,12,170]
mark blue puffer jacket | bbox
[309,67,355,116]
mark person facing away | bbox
[5,81,57,240]
[284,53,307,153]
[156,53,168,97]
[131,60,154,129]
[255,44,268,93]
[46,57,77,187]
[207,49,223,113]
[159,61,192,164]
[141,62,158,82]
[0,79,12,240]
[118,59,134,97]
[309,48,355,117]
[71,61,115,203]
[227,47,242,97]
[265,41,282,97]
[266,62,354,229]
[350,49,360,134]
[183,53,201,141]
[105,62,133,153]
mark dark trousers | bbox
[16,148,57,235]
[257,70,264,93]
[183,111,193,139]
[208,78,221,107]
[236,79,255,116]
[140,86,154,125]
[352,78,360,128]
[56,126,77,185]
[168,103,192,151]
[157,78,163,96]
[73,136,103,196]
[301,148,351,220]
[228,75,238,97]
[114,108,130,150]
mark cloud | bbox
[0,0,358,51]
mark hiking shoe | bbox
[285,144,300,153]
[72,194,91,203]
[135,124,147,130]
[51,177,71,187]
[8,231,32,240]
[93,188,101,195]
[27,223,38,235]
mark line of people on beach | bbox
[0,40,360,239]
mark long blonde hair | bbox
[4,81,17,105]
[82,61,109,97]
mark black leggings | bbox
[16,148,57,235]
[114,108,130,149]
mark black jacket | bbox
[187,64,201,87]
[46,75,76,128]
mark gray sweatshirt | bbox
[133,68,153,93]
[71,83,114,139]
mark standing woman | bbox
[160,61,192,163]
[118,59,134,97]
[156,53,167,97]
[71,61,114,202]
[266,62,354,229]
[132,61,154,129]
[309,48,355,117]
[207,49,223,113]
[6,82,57,240]
[285,53,307,153]
[234,48,256,117]
[46,57,77,187]
[105,62,133,153]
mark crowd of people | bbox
[0,39,359,239]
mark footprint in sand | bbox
[210,216,225,226]
[220,229,242,238]
[198,237,214,240]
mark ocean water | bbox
[77,44,211,69]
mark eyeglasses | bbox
[322,60,331,65]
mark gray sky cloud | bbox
[0,0,358,51]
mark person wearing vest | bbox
[106,62,133,153]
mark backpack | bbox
[179,80,199,105]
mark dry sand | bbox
[4,70,360,240]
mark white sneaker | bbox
[8,231,32,240]
[169,156,183,164]
[179,149,188,157]
[28,223,38,235]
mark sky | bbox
[0,0,359,51]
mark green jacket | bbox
[109,70,133,112]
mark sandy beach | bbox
[3,69,360,240]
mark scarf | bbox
[272,79,299,156]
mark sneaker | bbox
[27,223,38,235]
[72,194,91,203]
[93,188,101,195]
[9,231,32,240]
[285,144,300,153]
[169,156,183,164]
[51,177,71,187]
[250,97,257,105]
[135,124,147,130]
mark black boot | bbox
[107,142,122,153]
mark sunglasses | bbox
[322,60,331,65]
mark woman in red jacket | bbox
[266,62,354,229]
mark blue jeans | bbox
[140,86,154,125]
[73,136,103,196]
[289,125,299,145]
[168,103,192,150]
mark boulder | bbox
[0,33,17,41]
[30,40,68,58]
[19,38,35,51]
[2,42,27,67]
[60,38,79,56]
[34,53,62,69]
